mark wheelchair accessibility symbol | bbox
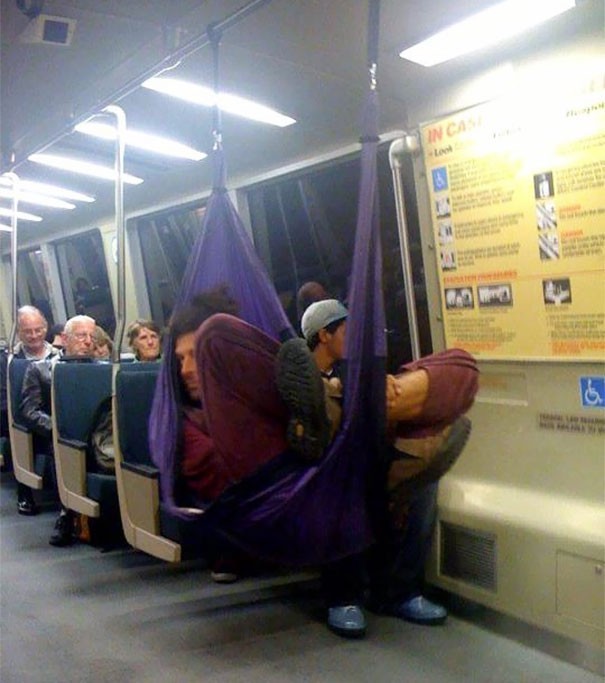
[580,377,605,408]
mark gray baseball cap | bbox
[301,299,348,340]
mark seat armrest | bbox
[57,437,87,450]
[121,461,159,479]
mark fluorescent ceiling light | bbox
[0,207,43,222]
[399,0,576,67]
[75,121,207,161]
[0,224,13,232]
[0,177,95,202]
[0,188,75,209]
[28,153,144,184]
[142,77,296,128]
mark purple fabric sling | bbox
[149,3,386,564]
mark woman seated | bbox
[126,319,162,362]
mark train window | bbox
[16,248,55,326]
[131,202,206,326]
[54,229,115,334]
[246,147,432,371]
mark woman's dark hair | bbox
[169,285,239,339]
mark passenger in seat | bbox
[127,319,162,362]
[20,315,97,546]
[278,299,477,637]
[12,306,60,516]
[93,326,113,360]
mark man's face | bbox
[18,312,47,355]
[175,332,200,401]
[63,319,96,357]
[321,320,347,363]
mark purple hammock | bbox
[149,90,386,566]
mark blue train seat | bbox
[7,358,53,489]
[51,360,117,519]
[113,362,204,562]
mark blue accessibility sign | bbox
[432,167,449,192]
[580,376,605,408]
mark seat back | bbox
[52,361,113,515]
[113,361,183,562]
[7,358,42,488]
[53,361,112,446]
[115,362,160,468]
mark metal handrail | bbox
[2,172,20,352]
[100,106,127,363]
[389,138,421,361]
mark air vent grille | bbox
[440,522,497,591]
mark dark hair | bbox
[307,317,346,351]
[46,322,65,343]
[296,281,329,321]
[169,285,239,339]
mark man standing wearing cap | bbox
[277,298,477,638]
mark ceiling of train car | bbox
[1,0,602,244]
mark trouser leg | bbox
[196,313,289,482]
[321,553,367,607]
[368,482,438,606]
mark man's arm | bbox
[19,362,52,438]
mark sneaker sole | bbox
[276,338,330,461]
[394,416,472,498]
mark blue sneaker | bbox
[392,595,447,625]
[327,605,367,638]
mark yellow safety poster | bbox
[421,89,605,360]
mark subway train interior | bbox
[1,0,604,681]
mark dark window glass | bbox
[16,248,54,326]
[247,148,431,371]
[55,229,115,334]
[132,202,206,326]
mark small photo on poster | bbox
[536,201,557,230]
[435,195,451,218]
[538,232,560,260]
[543,278,571,305]
[478,283,513,307]
[440,248,457,270]
[438,219,454,244]
[533,171,555,199]
[445,287,474,309]
[432,167,449,192]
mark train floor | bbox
[1,473,603,683]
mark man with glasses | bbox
[11,306,60,514]
[20,315,96,545]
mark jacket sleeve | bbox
[19,363,52,438]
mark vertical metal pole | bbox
[2,172,20,353]
[102,105,127,363]
[389,138,421,361]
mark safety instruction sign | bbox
[420,89,605,360]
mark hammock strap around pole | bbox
[207,21,226,191]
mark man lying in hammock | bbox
[169,287,478,636]
[276,298,477,637]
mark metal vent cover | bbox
[440,522,497,591]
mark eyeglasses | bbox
[70,332,95,341]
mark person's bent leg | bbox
[196,314,289,482]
